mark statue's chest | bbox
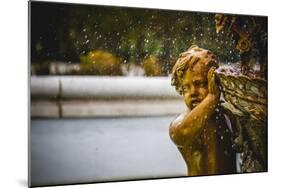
[198,123,218,147]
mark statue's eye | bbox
[194,80,207,88]
[182,86,190,93]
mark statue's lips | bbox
[190,99,201,107]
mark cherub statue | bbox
[169,45,237,176]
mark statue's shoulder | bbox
[170,111,190,128]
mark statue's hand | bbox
[208,67,220,100]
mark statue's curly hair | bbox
[171,45,219,95]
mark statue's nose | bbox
[190,85,198,96]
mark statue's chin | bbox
[192,103,198,109]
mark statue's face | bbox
[182,63,209,110]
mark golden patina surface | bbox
[170,45,267,175]
[170,46,236,176]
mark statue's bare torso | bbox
[174,112,236,176]
[169,46,237,176]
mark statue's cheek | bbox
[183,94,192,108]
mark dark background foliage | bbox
[31,2,266,75]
